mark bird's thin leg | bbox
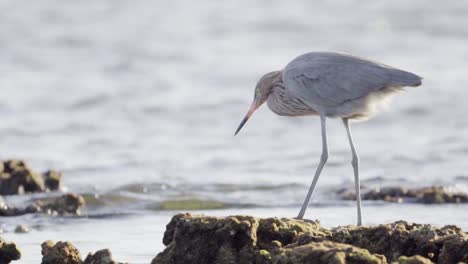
[296,115,328,219]
[342,118,362,226]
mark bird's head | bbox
[235,71,282,135]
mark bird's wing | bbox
[282,52,422,108]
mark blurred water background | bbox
[1,0,468,263]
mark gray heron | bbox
[235,52,422,226]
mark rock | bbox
[84,249,125,264]
[0,160,63,195]
[0,193,85,217]
[1,160,40,195]
[394,255,434,264]
[0,171,23,195]
[0,239,21,263]
[153,214,468,264]
[0,160,78,217]
[17,169,45,193]
[33,193,86,216]
[3,160,26,173]
[40,242,124,264]
[339,186,468,204]
[41,240,82,264]
[43,170,62,191]
[275,241,386,264]
[418,186,468,204]
[14,224,30,234]
[325,221,464,263]
[0,202,40,217]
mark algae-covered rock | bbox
[154,214,468,264]
[153,213,328,264]
[327,221,468,263]
[0,160,63,195]
[158,198,226,210]
[41,240,82,264]
[84,248,125,264]
[0,239,21,263]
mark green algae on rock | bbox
[0,239,21,264]
[158,198,226,210]
[153,214,468,264]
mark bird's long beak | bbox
[234,102,258,136]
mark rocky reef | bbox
[153,213,468,264]
[338,186,468,204]
[1,213,468,263]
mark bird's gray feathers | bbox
[282,52,422,111]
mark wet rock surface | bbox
[338,186,468,204]
[33,193,86,216]
[153,214,468,264]
[0,160,62,195]
[0,193,86,217]
[0,238,21,264]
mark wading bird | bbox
[234,52,422,226]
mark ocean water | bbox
[1,0,468,263]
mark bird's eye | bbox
[256,90,261,96]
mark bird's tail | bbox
[389,69,423,87]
